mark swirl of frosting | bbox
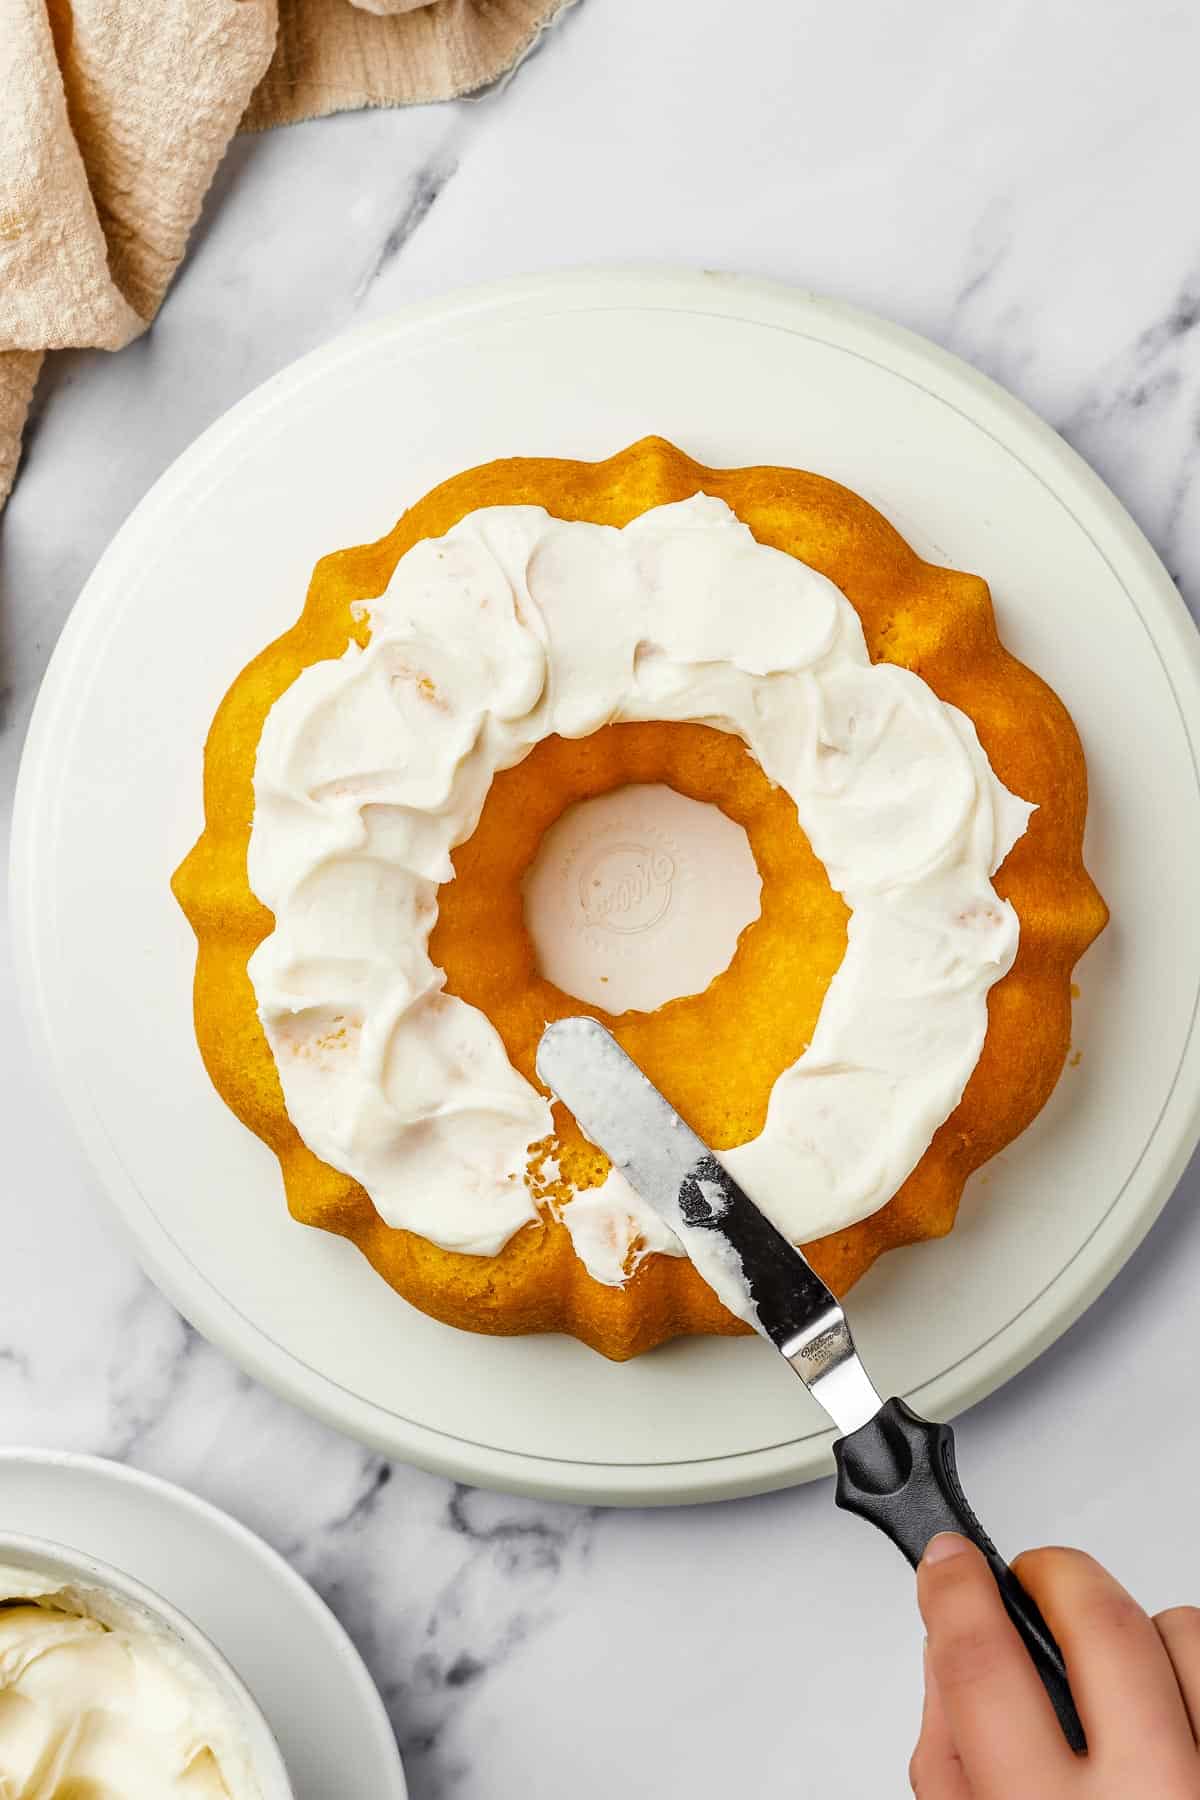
[248,496,1032,1283]
[0,1577,256,1796]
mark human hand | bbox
[911,1534,1200,1797]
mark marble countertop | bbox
[4,0,1200,1793]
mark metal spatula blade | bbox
[535,1014,883,1436]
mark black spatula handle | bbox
[833,1397,1085,1753]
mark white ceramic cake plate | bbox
[12,269,1200,1505]
[0,1449,406,1797]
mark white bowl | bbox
[0,1530,294,1798]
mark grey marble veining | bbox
[4,1,1200,1794]
[354,133,465,304]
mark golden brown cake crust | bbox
[172,437,1108,1360]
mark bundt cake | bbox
[172,438,1108,1359]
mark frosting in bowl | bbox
[247,495,1032,1281]
[0,1570,259,1798]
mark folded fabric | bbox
[0,0,572,509]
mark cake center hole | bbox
[522,783,762,1014]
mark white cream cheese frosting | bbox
[0,1570,256,1798]
[248,495,1032,1284]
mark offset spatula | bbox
[537,1016,1085,1753]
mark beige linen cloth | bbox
[0,0,572,511]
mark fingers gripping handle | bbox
[832,1398,1086,1754]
